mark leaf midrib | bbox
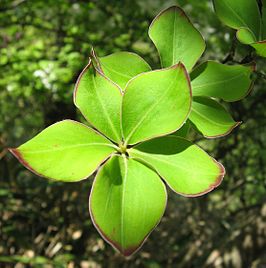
[191,106,235,127]
[120,156,128,250]
[133,150,222,176]
[92,74,121,141]
[192,72,245,89]
[22,142,115,154]
[124,72,178,143]
[101,62,133,80]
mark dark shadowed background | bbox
[0,0,266,267]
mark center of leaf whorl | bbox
[118,143,127,155]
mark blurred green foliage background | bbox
[0,0,265,267]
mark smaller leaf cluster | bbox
[213,0,266,57]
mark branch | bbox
[222,36,238,63]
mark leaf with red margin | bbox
[91,48,151,90]
[89,155,167,256]
[9,120,116,182]
[122,62,192,145]
[129,136,225,197]
[74,59,123,143]
[191,61,255,102]
[189,97,241,138]
[148,6,205,71]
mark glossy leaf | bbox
[9,120,116,182]
[236,28,256,44]
[191,61,254,102]
[149,6,205,71]
[130,136,225,197]
[122,63,191,145]
[236,29,266,57]
[213,0,260,40]
[74,60,122,143]
[89,155,167,256]
[189,97,240,138]
[251,41,266,57]
[95,51,151,89]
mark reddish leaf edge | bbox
[148,5,206,70]
[88,155,168,257]
[73,58,123,143]
[191,60,256,102]
[73,58,123,103]
[138,156,225,198]
[253,40,266,44]
[8,120,116,182]
[176,158,225,198]
[122,62,192,146]
[90,47,104,74]
[96,50,152,72]
[90,48,152,91]
[199,121,242,139]
[129,135,225,197]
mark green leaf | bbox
[236,27,256,44]
[171,121,190,138]
[213,0,261,40]
[89,155,167,256]
[9,120,116,182]
[236,29,266,57]
[189,97,240,138]
[213,0,266,57]
[191,61,254,102]
[130,136,225,196]
[251,41,266,57]
[92,51,151,90]
[148,6,205,71]
[122,63,191,145]
[74,60,122,143]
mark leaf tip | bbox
[9,147,22,161]
[185,160,225,198]
[8,147,42,177]
[8,147,17,157]
[213,160,226,188]
[149,5,184,33]
[90,48,104,73]
[89,196,141,257]
[120,245,140,257]
[90,46,96,57]
[175,61,193,99]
